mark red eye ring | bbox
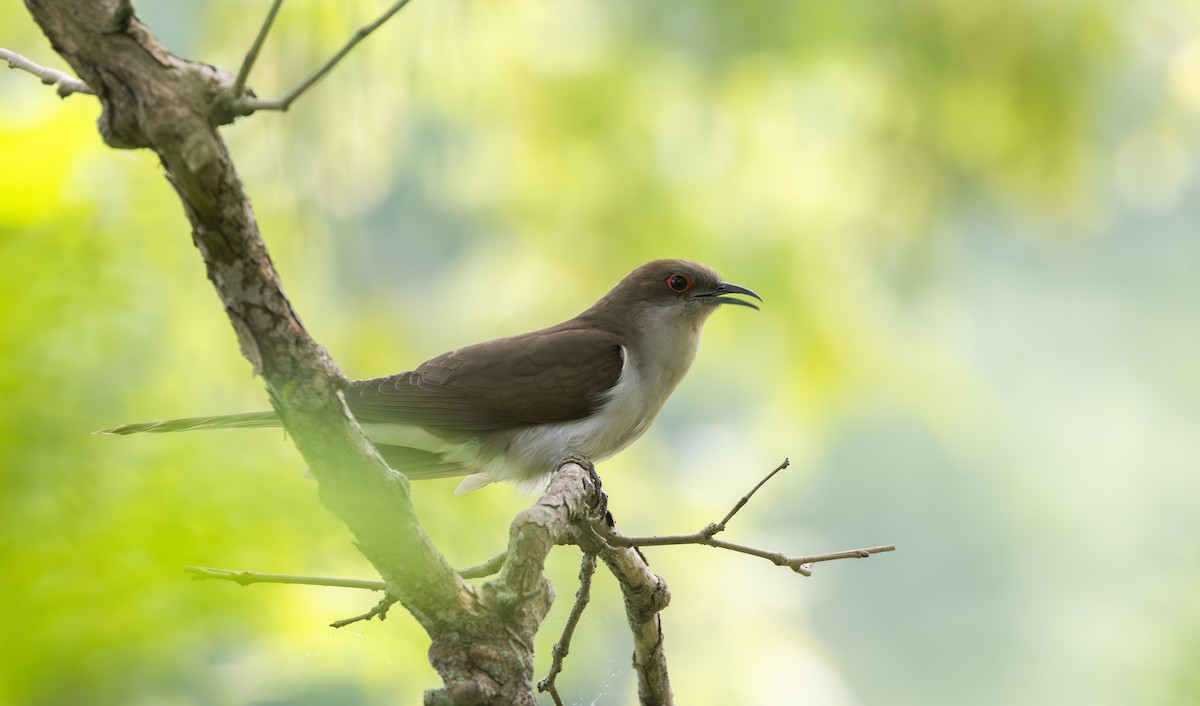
[665,273,694,293]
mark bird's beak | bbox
[690,281,763,310]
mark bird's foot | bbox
[563,454,613,527]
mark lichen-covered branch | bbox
[590,530,674,704]
[565,514,674,705]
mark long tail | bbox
[95,411,281,435]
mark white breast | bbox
[491,306,707,488]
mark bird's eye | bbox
[666,273,694,293]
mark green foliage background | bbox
[3,1,1199,704]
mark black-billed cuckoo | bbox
[99,259,761,493]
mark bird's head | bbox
[628,258,760,308]
[588,259,762,329]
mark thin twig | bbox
[710,457,789,535]
[229,0,416,114]
[537,552,597,704]
[0,48,95,97]
[185,565,402,628]
[793,545,897,567]
[184,552,506,589]
[233,0,285,96]
[593,458,893,576]
[185,565,387,590]
[607,534,896,576]
[456,550,507,579]
[330,594,399,628]
[186,554,507,633]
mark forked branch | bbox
[599,459,896,576]
[227,0,417,115]
[184,458,894,704]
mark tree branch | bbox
[537,552,597,706]
[21,3,526,701]
[711,457,789,532]
[226,0,417,115]
[331,594,399,629]
[596,459,895,576]
[184,552,507,590]
[590,527,674,704]
[480,463,600,627]
[25,0,467,620]
[609,532,895,577]
[232,0,285,96]
[563,514,673,705]
[185,565,386,590]
[0,47,94,97]
[456,551,508,580]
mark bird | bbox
[98,259,761,494]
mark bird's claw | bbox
[564,454,614,527]
[589,473,614,528]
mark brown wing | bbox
[347,326,625,432]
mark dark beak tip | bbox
[714,281,763,309]
[725,299,760,310]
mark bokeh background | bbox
[3,1,1199,704]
